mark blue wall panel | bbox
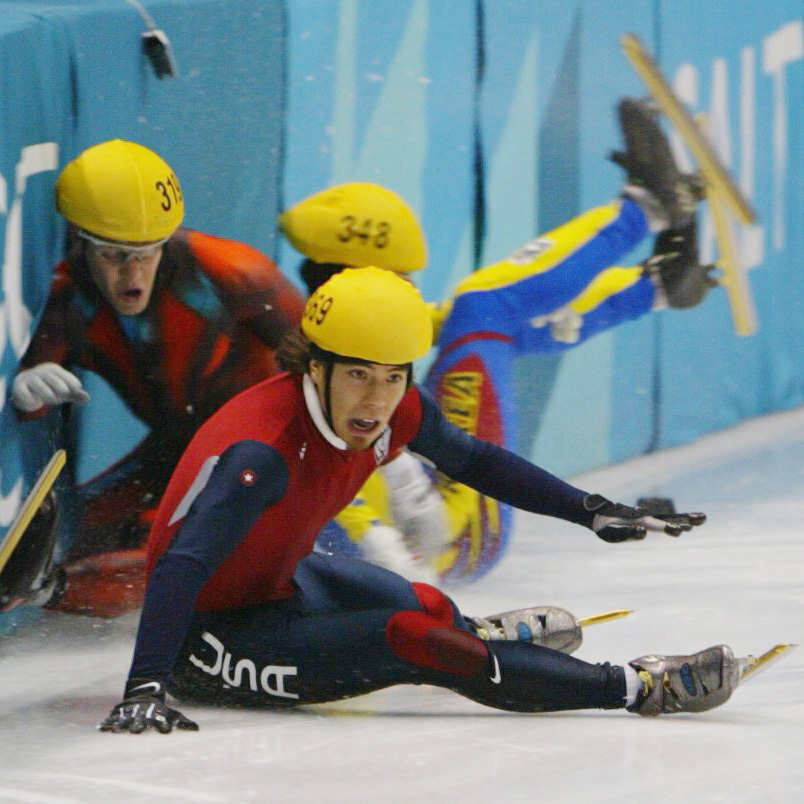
[0,0,285,522]
[5,0,804,597]
[652,2,804,450]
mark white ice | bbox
[1,407,803,803]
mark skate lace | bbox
[468,616,505,641]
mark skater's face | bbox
[310,360,408,450]
[86,241,163,315]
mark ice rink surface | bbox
[1,408,803,803]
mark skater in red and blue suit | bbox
[283,100,712,584]
[98,267,736,734]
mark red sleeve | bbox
[186,230,305,347]
[14,262,77,420]
[386,385,425,456]
[19,261,74,369]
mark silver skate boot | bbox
[627,644,739,716]
[468,607,582,654]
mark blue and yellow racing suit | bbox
[318,199,655,581]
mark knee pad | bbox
[411,582,454,623]
[387,587,488,676]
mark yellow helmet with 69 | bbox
[302,267,432,365]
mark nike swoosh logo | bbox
[129,681,162,696]
[489,654,502,684]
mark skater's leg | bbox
[514,267,654,354]
[440,199,650,347]
[170,555,627,712]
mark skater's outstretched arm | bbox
[409,387,705,540]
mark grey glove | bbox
[585,494,706,543]
[11,363,90,412]
[362,525,439,585]
[380,452,449,559]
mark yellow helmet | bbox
[280,182,427,273]
[56,140,184,243]
[302,266,432,364]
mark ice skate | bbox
[612,98,701,231]
[469,606,584,654]
[619,34,758,335]
[645,219,718,309]
[0,490,64,611]
[627,644,739,716]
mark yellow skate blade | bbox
[621,33,757,225]
[695,112,758,337]
[738,643,798,684]
[0,450,66,575]
[708,183,758,336]
[578,608,633,628]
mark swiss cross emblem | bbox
[240,469,257,486]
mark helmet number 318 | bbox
[155,174,182,211]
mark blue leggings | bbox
[169,553,626,712]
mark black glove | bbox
[99,678,198,734]
[584,494,706,543]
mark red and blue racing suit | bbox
[129,372,626,713]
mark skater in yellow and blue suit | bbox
[282,101,711,583]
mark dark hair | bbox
[299,258,347,295]
[275,328,414,392]
[276,329,312,375]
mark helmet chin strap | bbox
[306,347,415,445]
[302,374,347,450]
[323,360,335,430]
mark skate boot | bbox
[0,491,64,611]
[627,644,739,716]
[468,606,582,654]
[645,220,718,309]
[612,98,702,230]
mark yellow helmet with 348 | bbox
[302,266,432,365]
[56,140,184,243]
[280,182,427,274]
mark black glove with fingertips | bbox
[584,494,706,543]
[99,678,198,734]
